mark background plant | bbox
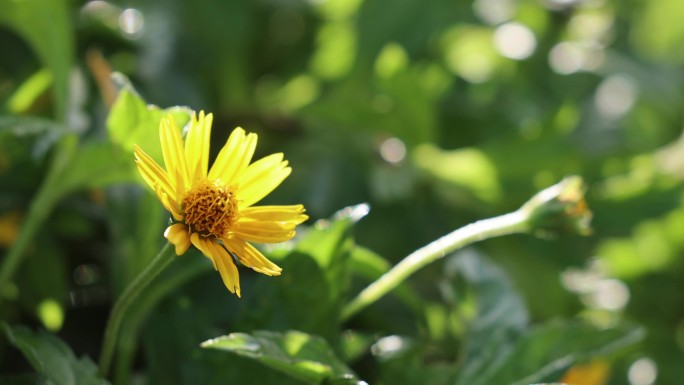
[1,0,683,384]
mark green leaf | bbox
[296,204,368,302]
[0,0,73,121]
[454,320,644,385]
[2,324,109,385]
[237,204,368,338]
[107,80,193,164]
[447,251,529,384]
[0,116,68,201]
[448,253,643,385]
[0,116,68,161]
[55,141,139,196]
[201,330,359,385]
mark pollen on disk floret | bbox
[182,179,240,238]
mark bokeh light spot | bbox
[379,137,407,164]
[473,0,517,25]
[281,75,320,111]
[371,335,406,358]
[494,22,537,60]
[80,1,119,29]
[628,358,657,385]
[375,43,409,79]
[569,12,614,43]
[443,27,499,83]
[594,74,638,119]
[311,21,356,79]
[588,278,630,311]
[37,299,64,331]
[119,8,144,39]
[549,42,584,75]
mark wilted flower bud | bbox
[520,176,592,236]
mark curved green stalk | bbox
[341,210,530,321]
[341,176,590,321]
[113,256,211,385]
[99,243,176,377]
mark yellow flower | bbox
[134,112,308,297]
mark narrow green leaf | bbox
[0,0,73,121]
[7,69,53,114]
[202,330,359,385]
[2,323,109,385]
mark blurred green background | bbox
[1,0,684,384]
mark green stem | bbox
[113,257,210,385]
[0,189,54,294]
[99,243,176,378]
[0,135,76,295]
[341,210,530,321]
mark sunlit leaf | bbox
[107,79,192,164]
[201,330,359,385]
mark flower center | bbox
[182,179,239,238]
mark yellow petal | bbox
[224,238,282,276]
[135,166,182,220]
[240,205,308,224]
[158,190,184,221]
[184,111,212,182]
[190,233,216,266]
[160,115,190,197]
[164,224,191,255]
[208,127,257,184]
[234,220,297,243]
[237,153,291,208]
[207,240,241,297]
[190,234,241,296]
[134,145,183,219]
[133,144,174,199]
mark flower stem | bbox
[340,210,530,321]
[113,257,210,385]
[0,189,55,295]
[0,136,76,296]
[99,243,176,378]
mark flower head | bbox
[134,112,307,296]
[520,175,592,236]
